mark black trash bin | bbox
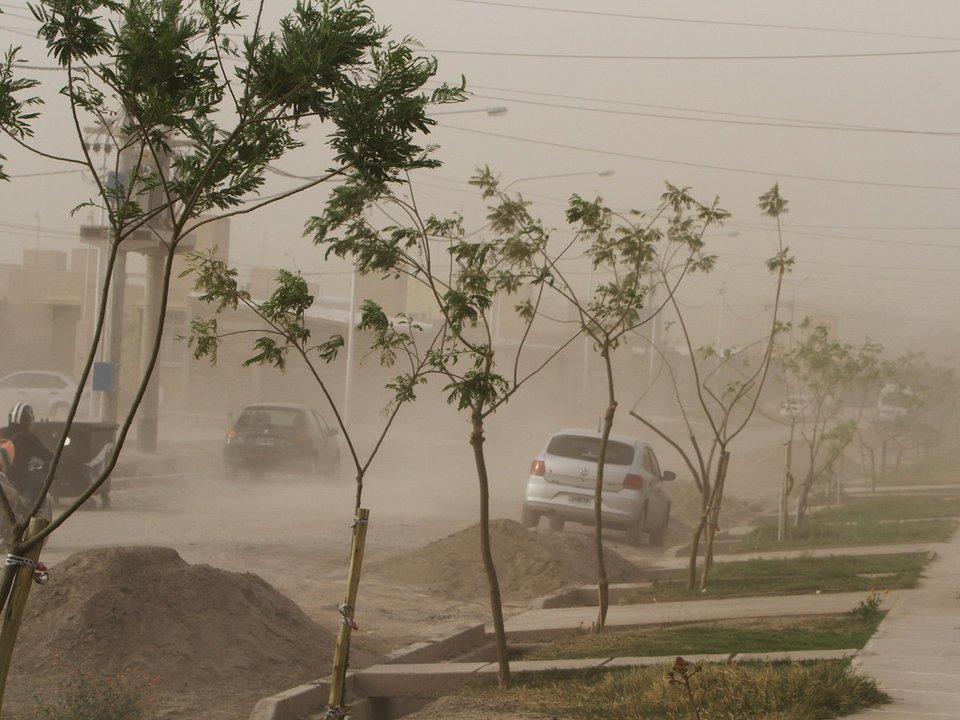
[33,421,118,508]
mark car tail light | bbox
[225,429,237,444]
[530,459,546,477]
[623,473,644,490]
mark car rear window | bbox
[546,435,635,465]
[237,408,303,428]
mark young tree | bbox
[629,184,792,591]
[184,258,443,713]
[860,352,957,488]
[775,322,886,527]
[472,174,726,631]
[312,168,587,687]
[0,0,461,708]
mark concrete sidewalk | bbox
[849,531,960,719]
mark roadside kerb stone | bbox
[532,582,654,609]
[606,653,731,667]
[733,648,856,663]
[475,657,607,676]
[353,662,489,699]
[501,590,890,639]
[248,674,354,720]
[383,625,487,664]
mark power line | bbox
[715,251,960,277]
[441,125,960,192]
[748,224,960,251]
[6,168,82,178]
[423,46,960,61]
[446,0,960,43]
[744,221,960,231]
[453,83,899,130]
[0,24,36,39]
[470,92,959,137]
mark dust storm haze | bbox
[0,0,956,566]
[0,2,959,717]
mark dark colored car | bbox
[223,403,340,479]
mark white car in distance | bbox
[521,429,674,546]
[0,371,86,421]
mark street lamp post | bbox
[431,105,508,117]
[503,169,614,194]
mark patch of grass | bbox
[818,496,960,522]
[31,666,155,720]
[523,613,883,660]
[882,446,960,486]
[633,553,925,603]
[739,517,956,552]
[465,660,888,720]
[734,492,960,552]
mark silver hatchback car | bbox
[521,429,674,546]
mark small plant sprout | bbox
[852,589,888,623]
[667,656,707,720]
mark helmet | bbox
[9,403,34,426]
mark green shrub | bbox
[851,590,887,623]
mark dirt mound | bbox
[6,546,370,720]
[368,519,647,602]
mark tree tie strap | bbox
[5,554,49,584]
[337,603,359,630]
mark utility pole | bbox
[136,145,172,453]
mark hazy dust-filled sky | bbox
[1,0,958,359]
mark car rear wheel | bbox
[321,451,341,480]
[625,505,647,546]
[300,453,321,479]
[520,505,540,528]
[223,460,243,480]
[648,502,670,547]
[548,514,565,532]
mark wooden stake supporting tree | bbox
[0,517,48,709]
[327,508,370,717]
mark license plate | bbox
[256,437,275,446]
[569,494,592,505]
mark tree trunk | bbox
[780,433,794,541]
[699,450,730,591]
[593,396,617,632]
[796,472,813,526]
[686,511,706,591]
[469,409,510,688]
[879,438,888,488]
[0,517,47,715]
[686,476,712,591]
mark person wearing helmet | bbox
[0,403,53,507]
